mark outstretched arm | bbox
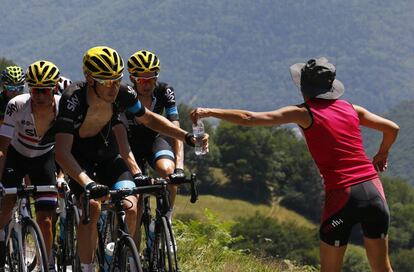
[190,105,311,127]
[136,110,209,152]
[354,105,399,172]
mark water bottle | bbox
[192,120,207,156]
[104,242,115,271]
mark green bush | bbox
[391,249,414,272]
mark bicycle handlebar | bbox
[0,185,58,197]
[81,173,199,224]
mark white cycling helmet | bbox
[57,76,72,94]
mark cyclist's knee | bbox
[155,160,175,178]
[87,199,101,223]
[36,211,53,229]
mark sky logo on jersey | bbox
[165,88,175,103]
[5,103,17,116]
[66,95,80,111]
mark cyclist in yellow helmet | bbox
[126,50,184,225]
[54,46,208,271]
[0,66,26,124]
[0,60,62,271]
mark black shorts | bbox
[69,154,132,198]
[2,145,57,211]
[131,136,175,169]
[320,178,390,246]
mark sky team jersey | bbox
[0,93,61,158]
[124,82,179,142]
[302,98,378,190]
[54,82,146,160]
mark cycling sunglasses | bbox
[4,85,24,92]
[131,75,158,85]
[92,74,123,87]
[30,87,55,95]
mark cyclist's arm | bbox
[55,133,90,187]
[190,106,311,128]
[0,136,11,181]
[354,104,399,157]
[112,123,142,175]
[171,120,184,169]
[137,110,188,142]
[0,99,17,180]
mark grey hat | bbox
[289,57,344,99]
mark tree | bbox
[0,57,16,75]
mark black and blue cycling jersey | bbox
[123,82,179,166]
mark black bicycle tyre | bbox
[153,216,177,272]
[110,235,142,272]
[22,217,48,271]
[6,228,22,272]
[65,205,80,271]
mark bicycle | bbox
[84,186,144,272]
[139,173,198,272]
[0,183,57,271]
[55,182,81,272]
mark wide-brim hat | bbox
[289,57,344,99]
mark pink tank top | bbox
[302,99,378,190]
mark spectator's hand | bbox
[190,108,211,124]
[373,152,388,172]
[133,173,152,186]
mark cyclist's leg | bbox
[68,163,101,265]
[319,186,354,272]
[28,149,58,261]
[98,155,138,236]
[151,137,176,220]
[358,179,393,272]
[0,146,25,267]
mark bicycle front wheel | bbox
[22,217,49,271]
[6,228,22,272]
[111,235,142,272]
[153,217,178,272]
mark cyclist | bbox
[56,76,72,95]
[0,66,26,125]
[125,50,184,222]
[54,46,207,272]
[191,57,398,272]
[0,60,62,270]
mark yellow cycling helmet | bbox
[83,46,124,79]
[127,50,160,76]
[26,60,60,87]
[1,66,25,85]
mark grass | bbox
[173,194,315,229]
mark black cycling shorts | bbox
[131,136,175,169]
[320,178,390,247]
[2,145,57,211]
[69,154,131,198]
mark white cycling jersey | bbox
[0,93,60,158]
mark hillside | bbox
[0,0,413,112]
[174,194,315,229]
[363,100,414,185]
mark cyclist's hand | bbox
[373,152,388,172]
[85,182,109,200]
[56,177,69,190]
[170,168,185,182]
[133,173,152,186]
[184,132,209,153]
[0,182,4,196]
